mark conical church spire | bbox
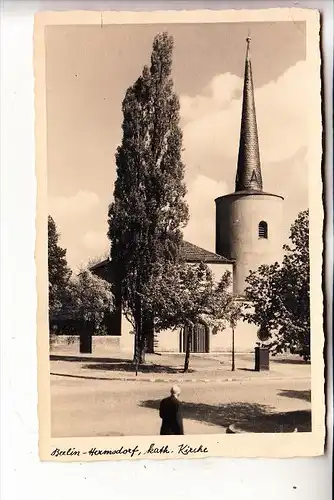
[235,36,263,192]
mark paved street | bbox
[50,349,311,437]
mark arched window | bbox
[258,221,268,239]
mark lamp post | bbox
[231,323,235,371]
[229,300,241,372]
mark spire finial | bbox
[246,32,251,60]
[234,36,263,192]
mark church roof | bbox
[89,240,233,273]
[89,259,109,272]
[181,241,233,264]
[235,36,263,193]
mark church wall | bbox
[155,319,258,353]
[119,313,135,351]
[210,319,258,353]
[156,301,259,353]
[118,316,182,353]
[116,318,259,355]
[216,193,284,295]
[49,321,258,355]
[158,328,181,352]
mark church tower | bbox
[215,37,284,295]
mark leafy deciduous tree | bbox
[144,262,237,372]
[65,270,114,353]
[244,210,310,361]
[70,269,114,325]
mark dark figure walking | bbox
[159,386,184,435]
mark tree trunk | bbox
[133,297,145,375]
[139,334,146,364]
[133,331,146,376]
[133,329,139,363]
[133,330,140,376]
[183,325,192,373]
[143,311,154,354]
[133,326,144,375]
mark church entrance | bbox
[180,322,209,353]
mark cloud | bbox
[49,190,99,219]
[60,230,109,272]
[83,230,109,252]
[180,73,243,123]
[183,174,228,252]
[181,61,308,179]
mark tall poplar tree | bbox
[108,32,189,365]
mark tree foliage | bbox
[107,32,189,362]
[244,210,310,360]
[69,270,114,328]
[48,215,72,317]
[48,217,114,339]
[144,261,240,371]
[145,262,234,330]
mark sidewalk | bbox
[50,347,311,384]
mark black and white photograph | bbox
[34,8,324,460]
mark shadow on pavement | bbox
[278,389,311,402]
[270,358,310,365]
[50,354,193,373]
[139,400,312,433]
[51,355,130,363]
[83,362,193,374]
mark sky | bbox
[45,21,307,271]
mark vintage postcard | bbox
[34,8,324,461]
